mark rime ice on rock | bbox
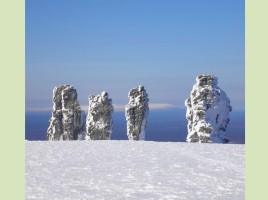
[86,91,114,140]
[46,85,82,140]
[125,86,149,141]
[185,75,232,143]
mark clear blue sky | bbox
[26,0,244,111]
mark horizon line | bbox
[26,103,184,112]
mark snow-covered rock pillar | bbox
[46,84,82,140]
[185,75,232,143]
[125,86,149,141]
[86,91,114,140]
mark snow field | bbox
[26,141,244,200]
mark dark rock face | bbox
[46,85,82,140]
[185,75,232,143]
[86,91,114,140]
[125,86,149,140]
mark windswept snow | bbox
[26,141,244,200]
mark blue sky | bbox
[26,0,244,111]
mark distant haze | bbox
[26,0,244,111]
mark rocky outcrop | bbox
[86,92,114,140]
[46,85,82,140]
[185,75,232,143]
[125,86,149,140]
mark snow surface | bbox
[26,141,244,200]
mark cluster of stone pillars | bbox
[46,74,232,143]
[46,85,149,141]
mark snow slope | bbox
[26,141,244,200]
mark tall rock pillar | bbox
[86,91,114,140]
[125,86,149,141]
[46,85,82,140]
[185,75,232,143]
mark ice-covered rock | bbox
[185,75,232,143]
[46,85,82,140]
[125,86,149,140]
[86,91,114,140]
